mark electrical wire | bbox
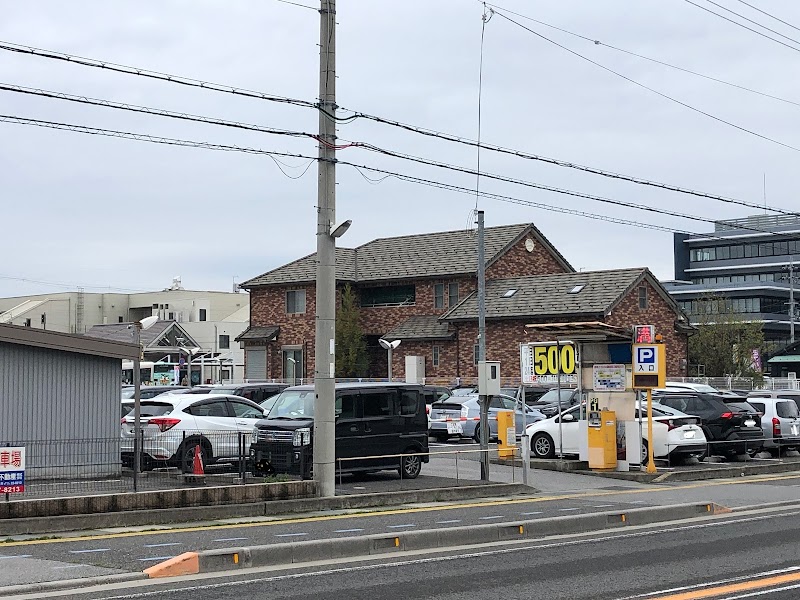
[683,0,800,53]
[492,9,800,156]
[483,1,800,110]
[733,0,800,34]
[274,0,317,11]
[0,112,778,238]
[3,38,797,217]
[700,0,800,46]
[0,274,148,292]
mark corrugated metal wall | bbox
[0,342,121,479]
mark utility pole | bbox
[314,0,337,498]
[477,210,489,480]
[785,258,797,344]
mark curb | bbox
[145,502,730,578]
[1,572,148,596]
[0,483,531,536]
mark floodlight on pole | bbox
[379,339,401,380]
[133,315,159,492]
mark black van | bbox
[250,382,429,480]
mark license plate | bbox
[447,422,463,435]
[683,430,696,439]
[745,419,756,428]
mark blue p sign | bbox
[637,347,655,364]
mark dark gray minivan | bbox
[250,382,429,479]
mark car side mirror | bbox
[561,413,575,422]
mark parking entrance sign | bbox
[632,344,665,389]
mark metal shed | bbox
[0,323,138,479]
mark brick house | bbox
[237,223,691,382]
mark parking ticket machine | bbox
[587,409,617,470]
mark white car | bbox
[121,393,265,470]
[525,403,707,465]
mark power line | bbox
[274,0,317,10]
[733,0,800,34]
[683,0,800,53]
[0,82,323,142]
[700,0,800,46]
[484,1,800,110]
[492,9,800,156]
[3,39,797,217]
[0,274,148,293]
[0,112,778,238]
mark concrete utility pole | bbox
[787,258,797,344]
[314,0,337,498]
[477,210,489,480]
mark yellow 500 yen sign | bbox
[532,344,576,376]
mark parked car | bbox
[423,385,452,427]
[530,388,580,417]
[501,385,552,405]
[654,392,763,458]
[428,393,544,443]
[746,391,800,454]
[525,403,707,464]
[250,383,430,479]
[656,382,719,394]
[121,385,187,400]
[120,394,265,470]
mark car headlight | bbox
[293,427,311,447]
[253,426,260,438]
[461,405,469,418]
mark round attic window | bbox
[524,238,535,253]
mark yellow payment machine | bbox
[497,410,516,459]
[587,409,617,470]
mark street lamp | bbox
[379,339,401,380]
[132,315,158,492]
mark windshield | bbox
[537,389,574,404]
[269,389,315,419]
[121,402,174,418]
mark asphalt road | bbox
[18,503,800,600]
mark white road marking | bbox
[334,529,365,534]
[52,565,83,569]
[520,511,543,516]
[143,543,182,548]
[559,508,580,511]
[69,548,111,554]
[479,515,504,520]
[387,524,416,529]
[274,533,308,538]
[435,519,462,524]
[73,511,800,600]
[138,556,175,562]
[592,504,615,508]
[212,537,249,542]
[0,554,33,559]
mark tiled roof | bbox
[382,315,455,341]
[441,268,653,321]
[241,223,572,288]
[235,325,280,342]
[84,320,174,346]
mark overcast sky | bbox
[2,0,799,297]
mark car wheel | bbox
[640,440,650,466]
[473,424,482,444]
[433,434,449,443]
[180,439,211,474]
[532,433,555,459]
[399,451,422,479]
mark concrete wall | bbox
[0,343,122,479]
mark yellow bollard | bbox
[497,409,516,459]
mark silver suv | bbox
[746,391,800,454]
